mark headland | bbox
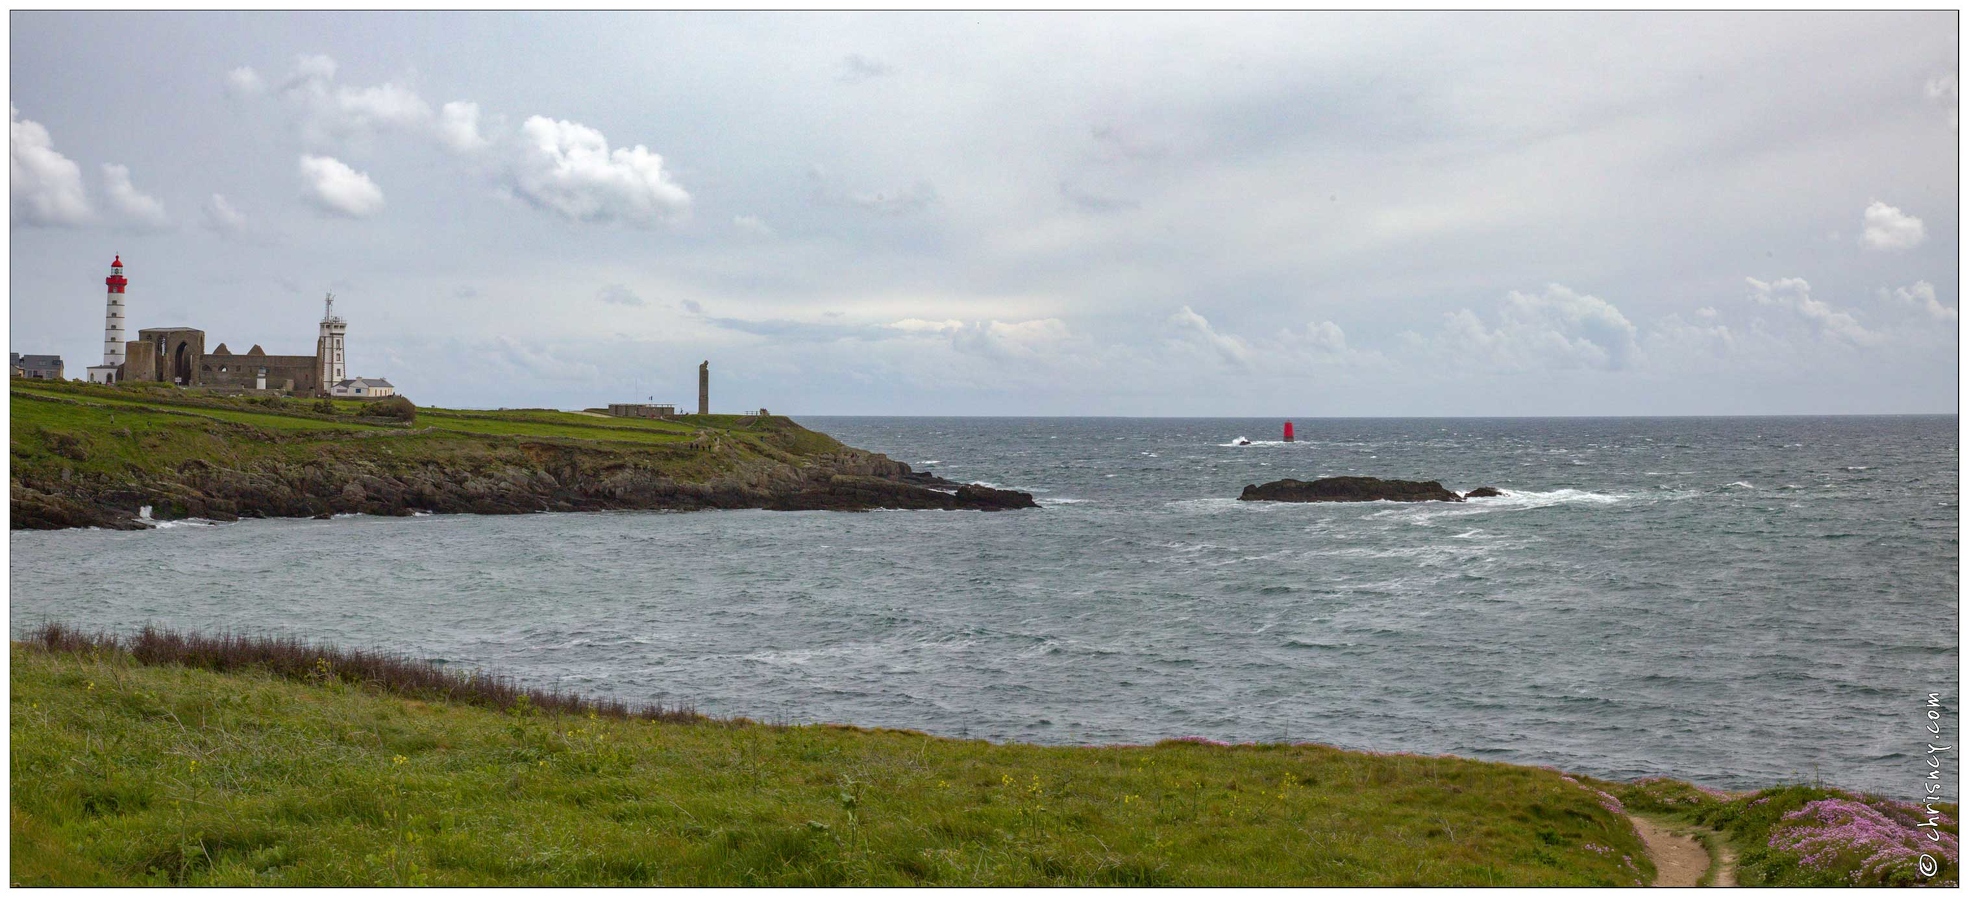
[10,379,1033,531]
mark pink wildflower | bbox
[1768,797,1958,885]
[1170,736,1231,747]
[1595,790,1625,815]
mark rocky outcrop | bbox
[954,483,1041,509]
[1238,476,1464,503]
[1463,486,1503,499]
[11,441,1037,530]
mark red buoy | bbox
[1283,420,1295,442]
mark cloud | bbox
[680,298,703,314]
[1275,320,1359,361]
[437,100,489,153]
[1165,306,1381,374]
[1927,70,1958,130]
[732,214,775,237]
[1882,281,1957,322]
[201,193,250,237]
[100,163,170,229]
[1429,284,1641,371]
[508,116,691,227]
[1859,200,1925,251]
[838,54,893,83]
[1744,276,1879,346]
[1644,308,1738,364]
[1088,124,1168,163]
[281,54,338,92]
[262,55,433,146]
[848,180,937,215]
[1166,306,1256,369]
[489,335,602,383]
[298,154,385,218]
[1059,180,1139,212]
[10,104,91,226]
[224,66,265,99]
[807,166,937,216]
[947,318,1072,359]
[334,82,432,132]
[597,284,644,307]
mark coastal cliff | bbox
[10,381,1033,530]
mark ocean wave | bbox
[149,518,223,529]
[1216,439,1310,447]
[1725,481,1758,490]
[1480,488,1631,508]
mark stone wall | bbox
[201,345,319,394]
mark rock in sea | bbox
[1238,476,1464,503]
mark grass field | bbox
[10,378,843,496]
[10,637,1656,887]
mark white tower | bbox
[317,293,347,390]
[86,255,129,384]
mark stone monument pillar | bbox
[698,360,709,415]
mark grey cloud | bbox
[1059,181,1139,212]
[1089,124,1167,162]
[847,180,937,216]
[838,53,893,83]
[702,315,897,342]
[597,284,644,306]
[1411,285,1641,373]
[6,12,1956,415]
[808,166,937,216]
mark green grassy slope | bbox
[12,379,834,469]
[10,644,1653,886]
[10,380,883,527]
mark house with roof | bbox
[328,377,396,399]
[11,353,65,380]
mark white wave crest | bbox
[1478,488,1631,508]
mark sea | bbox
[10,416,1959,796]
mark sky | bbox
[9,11,1960,415]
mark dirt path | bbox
[1629,815,1729,887]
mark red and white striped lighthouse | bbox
[87,256,129,383]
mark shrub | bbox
[365,395,416,423]
[23,623,697,724]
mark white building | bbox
[329,377,395,398]
[317,293,347,388]
[87,255,128,384]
